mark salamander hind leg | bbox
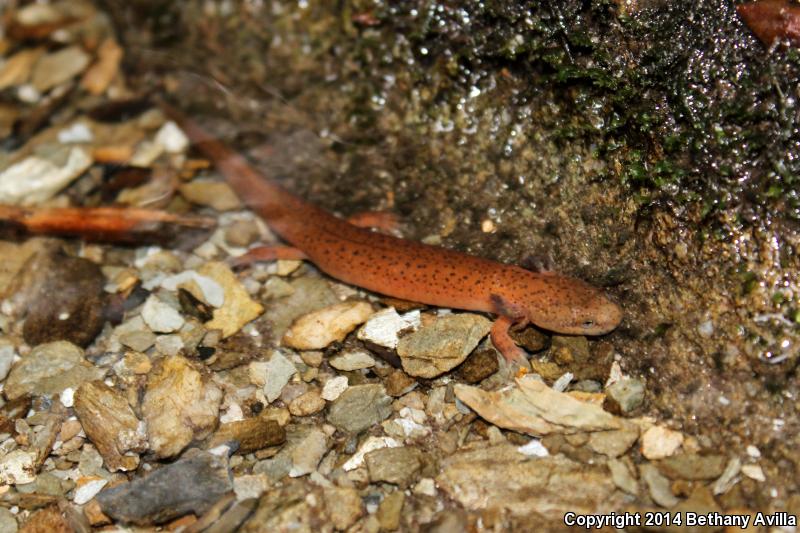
[346,210,403,236]
[230,245,307,268]
[490,315,532,371]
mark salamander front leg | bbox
[230,245,307,268]
[490,315,531,371]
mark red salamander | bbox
[164,106,622,367]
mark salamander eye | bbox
[582,320,594,329]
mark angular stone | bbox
[323,487,363,530]
[282,300,374,350]
[96,452,232,525]
[141,295,184,333]
[656,453,728,481]
[376,491,405,531]
[74,381,147,472]
[5,341,104,400]
[0,450,36,485]
[455,348,499,383]
[197,262,263,338]
[142,356,222,458]
[397,314,491,378]
[365,446,424,487]
[329,350,376,371]
[208,416,286,454]
[288,428,329,477]
[438,444,624,518]
[179,180,242,211]
[288,389,326,417]
[640,425,683,460]
[604,377,645,415]
[31,46,90,92]
[327,384,392,433]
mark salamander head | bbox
[493,271,622,335]
[533,274,622,335]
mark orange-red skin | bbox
[167,108,622,341]
[737,0,800,47]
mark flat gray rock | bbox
[4,341,104,400]
[96,452,232,525]
[327,384,392,433]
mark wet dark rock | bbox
[509,326,550,353]
[604,377,646,415]
[13,250,108,348]
[327,384,392,433]
[96,452,233,525]
[551,336,591,365]
[456,348,499,383]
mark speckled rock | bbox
[397,313,491,378]
[365,446,424,488]
[456,348,499,383]
[142,355,222,458]
[4,341,104,400]
[323,487,364,530]
[0,450,36,485]
[327,384,392,433]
